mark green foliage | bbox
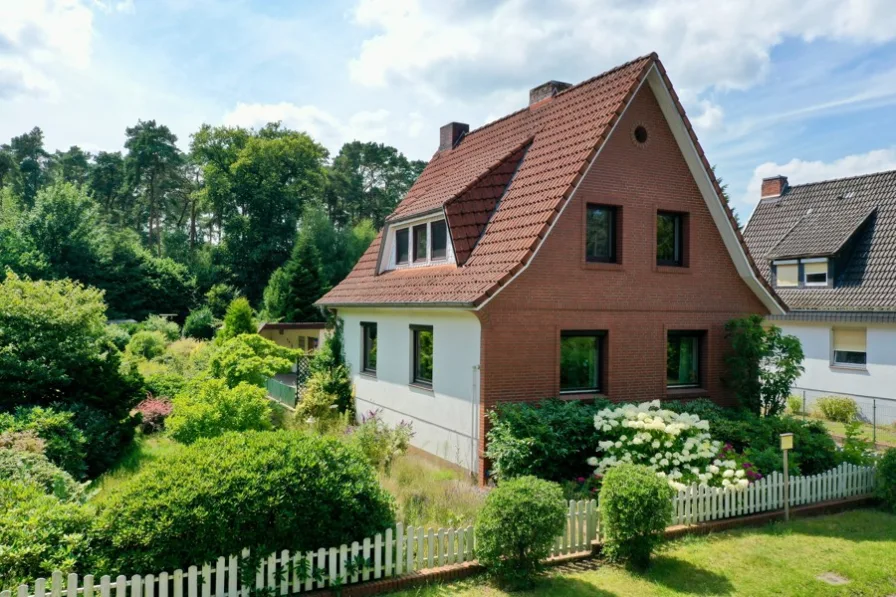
[61,403,136,479]
[204,283,240,319]
[218,297,256,340]
[167,378,272,444]
[877,449,896,513]
[474,476,566,588]
[262,232,325,323]
[485,398,610,482]
[208,333,297,388]
[295,369,345,426]
[303,320,354,414]
[724,315,805,416]
[92,430,395,574]
[787,395,804,415]
[0,449,84,502]
[0,479,92,590]
[139,315,180,342]
[126,330,168,360]
[144,371,188,399]
[182,306,216,340]
[0,430,46,455]
[105,324,131,351]
[840,421,875,466]
[815,396,860,423]
[599,463,673,570]
[0,407,87,479]
[345,410,414,473]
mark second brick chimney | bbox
[529,81,572,106]
[439,122,469,152]
[761,175,789,199]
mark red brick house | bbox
[318,53,784,480]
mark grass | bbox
[804,416,896,448]
[393,509,896,597]
[89,434,180,498]
[379,453,487,529]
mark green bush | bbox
[217,297,256,341]
[167,378,272,444]
[0,430,45,454]
[0,448,84,502]
[474,476,566,588]
[877,449,896,513]
[61,403,136,478]
[308,325,354,413]
[126,330,168,360]
[296,367,350,426]
[182,307,216,340]
[0,479,92,590]
[346,410,414,473]
[599,463,673,570]
[144,371,188,399]
[815,396,860,423]
[485,398,610,482]
[92,430,395,574]
[208,334,297,388]
[662,399,731,425]
[787,395,804,415]
[105,324,131,351]
[205,283,239,319]
[0,407,87,479]
[840,421,875,466]
[139,315,180,342]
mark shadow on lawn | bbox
[637,556,735,596]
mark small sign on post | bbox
[780,432,794,521]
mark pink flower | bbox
[576,477,586,484]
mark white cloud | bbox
[222,102,393,154]
[349,0,896,103]
[0,0,95,98]
[743,147,896,205]
[692,100,725,135]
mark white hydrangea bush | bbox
[586,400,750,492]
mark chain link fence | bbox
[792,386,896,449]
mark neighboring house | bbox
[257,321,326,352]
[318,53,784,480]
[743,171,896,422]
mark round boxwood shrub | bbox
[474,476,566,588]
[877,448,896,513]
[599,463,673,570]
[0,448,84,502]
[182,307,216,340]
[126,331,168,360]
[167,379,272,444]
[91,430,395,574]
[815,396,860,423]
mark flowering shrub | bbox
[134,396,174,434]
[587,400,751,491]
[345,410,414,473]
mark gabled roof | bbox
[318,53,781,311]
[744,169,896,312]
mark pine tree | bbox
[281,235,325,322]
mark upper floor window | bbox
[775,261,799,287]
[657,212,684,266]
[773,258,828,288]
[396,229,410,265]
[803,260,828,286]
[667,331,702,388]
[832,327,866,367]
[431,220,448,260]
[361,322,377,375]
[586,205,617,263]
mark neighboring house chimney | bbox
[761,175,789,199]
[439,122,469,151]
[529,80,572,106]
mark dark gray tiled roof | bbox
[743,169,896,312]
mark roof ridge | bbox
[458,53,657,141]
[787,168,896,191]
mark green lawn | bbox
[805,417,896,448]
[89,434,181,499]
[395,510,896,597]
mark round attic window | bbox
[633,125,649,145]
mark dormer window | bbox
[803,258,828,286]
[773,258,829,288]
[384,216,454,271]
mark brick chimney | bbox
[761,175,789,199]
[529,80,572,106]
[439,122,469,151]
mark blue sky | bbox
[3,0,896,222]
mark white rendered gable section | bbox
[379,210,456,273]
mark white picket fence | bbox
[6,464,875,597]
[671,462,875,526]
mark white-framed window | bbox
[774,260,799,287]
[383,215,454,271]
[803,258,828,286]
[832,327,867,368]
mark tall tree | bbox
[89,151,128,223]
[262,234,325,323]
[712,164,740,227]
[4,127,49,207]
[124,120,184,255]
[325,141,426,227]
[49,146,91,186]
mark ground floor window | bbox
[667,331,701,388]
[833,327,867,367]
[560,331,603,393]
[361,322,377,374]
[411,325,434,386]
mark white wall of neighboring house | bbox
[340,308,481,473]
[778,321,896,424]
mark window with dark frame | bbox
[657,212,684,266]
[666,331,701,388]
[585,205,617,263]
[431,220,448,260]
[395,228,409,264]
[560,331,603,393]
[411,325,434,387]
[413,224,428,262]
[361,322,377,374]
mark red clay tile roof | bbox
[318,53,782,310]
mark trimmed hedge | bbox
[0,449,84,502]
[878,448,896,513]
[92,430,395,574]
